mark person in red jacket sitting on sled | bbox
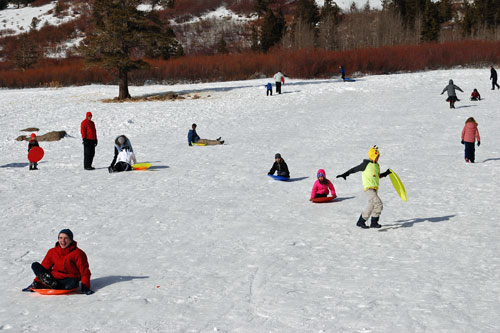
[22,229,94,295]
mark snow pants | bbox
[112,161,131,172]
[32,262,79,290]
[362,189,383,220]
[464,142,475,162]
[275,81,281,94]
[492,78,499,90]
[83,140,96,169]
[197,139,222,145]
[267,88,272,96]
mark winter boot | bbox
[216,137,221,141]
[370,216,382,228]
[38,272,58,289]
[356,215,369,229]
[465,158,469,163]
[220,140,224,145]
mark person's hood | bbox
[86,111,92,118]
[449,79,453,85]
[115,135,129,145]
[465,122,477,129]
[317,169,326,178]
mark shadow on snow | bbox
[480,157,500,163]
[0,162,29,168]
[379,214,456,231]
[134,80,341,99]
[91,275,149,291]
[334,196,356,202]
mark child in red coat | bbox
[470,89,481,101]
[28,133,39,170]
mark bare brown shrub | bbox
[1,41,499,89]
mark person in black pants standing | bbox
[80,112,98,170]
[490,66,499,90]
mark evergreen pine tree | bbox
[12,33,39,70]
[260,8,283,52]
[255,0,270,17]
[250,25,260,51]
[216,35,228,54]
[0,0,8,10]
[319,0,341,50]
[294,0,320,29]
[79,0,179,100]
[421,0,440,42]
[438,0,452,23]
[292,0,320,48]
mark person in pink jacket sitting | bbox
[310,169,337,200]
[461,117,481,163]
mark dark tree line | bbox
[251,0,500,52]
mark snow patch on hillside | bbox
[0,2,79,37]
[170,6,256,26]
[316,0,382,9]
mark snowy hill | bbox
[0,2,79,37]
[1,68,499,331]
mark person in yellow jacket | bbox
[336,146,391,229]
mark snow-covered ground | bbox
[1,68,499,332]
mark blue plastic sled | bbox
[344,77,356,82]
[268,174,290,181]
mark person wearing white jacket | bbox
[273,71,285,94]
[109,148,137,172]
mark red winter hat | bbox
[86,112,93,118]
[30,133,36,139]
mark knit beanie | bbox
[275,153,281,159]
[59,229,73,241]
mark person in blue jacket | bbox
[188,124,224,146]
[266,82,273,96]
[339,65,346,81]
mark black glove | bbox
[461,140,464,145]
[477,141,480,147]
[380,169,392,178]
[82,138,87,145]
[81,286,94,295]
[22,282,35,292]
[268,172,272,175]
[94,140,98,147]
[336,173,347,180]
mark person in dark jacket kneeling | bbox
[22,229,93,295]
[268,153,290,178]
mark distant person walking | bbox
[490,66,499,90]
[273,71,285,94]
[81,112,97,170]
[339,65,346,82]
[441,79,463,109]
